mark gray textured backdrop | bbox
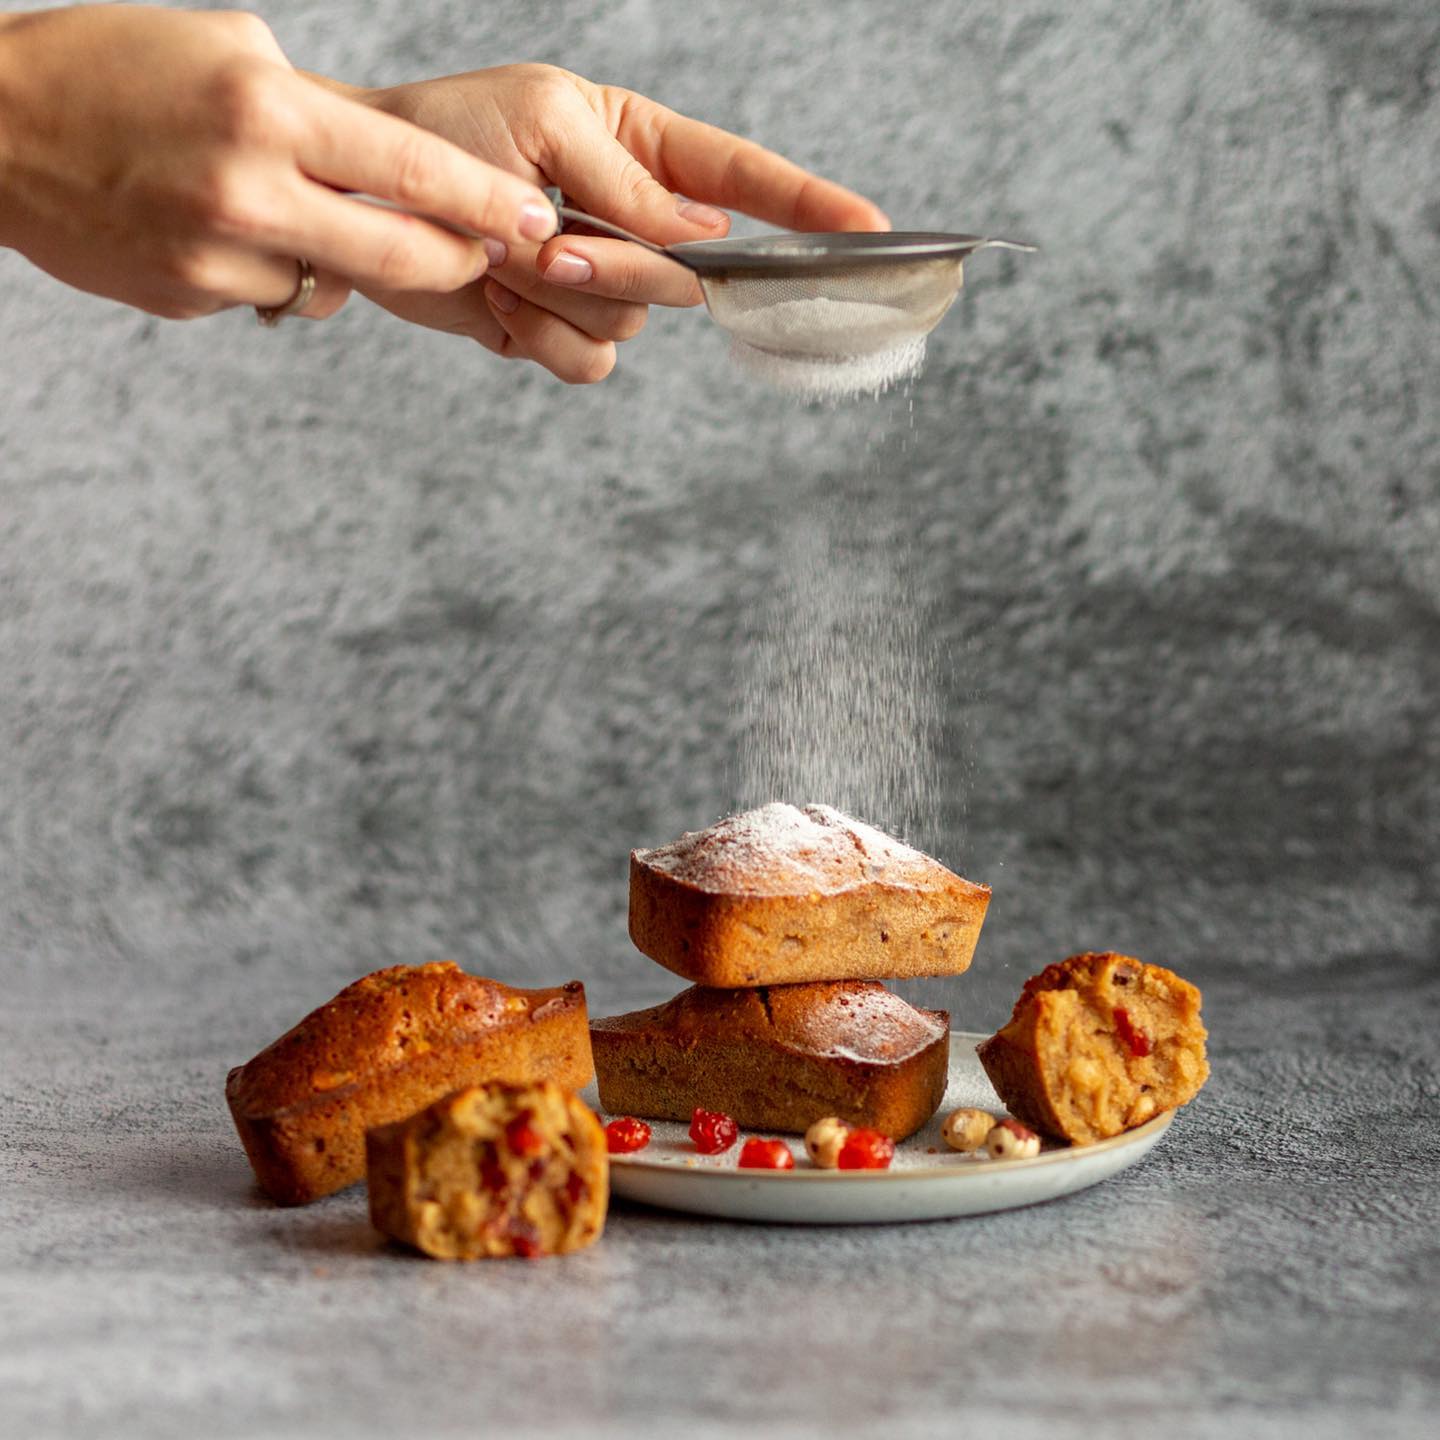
[2,0,1438,1042]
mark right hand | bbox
[0,6,557,320]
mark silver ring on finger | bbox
[255,259,316,327]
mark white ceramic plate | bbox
[583,1031,1172,1224]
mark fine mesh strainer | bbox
[555,204,1036,360]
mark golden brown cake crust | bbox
[226,963,594,1206]
[366,1080,608,1260]
[977,952,1209,1145]
[628,803,990,987]
[591,981,950,1139]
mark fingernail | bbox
[483,238,508,269]
[486,281,520,315]
[520,201,558,241]
[676,197,727,229]
[544,251,594,286]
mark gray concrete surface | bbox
[3,0,1439,1434]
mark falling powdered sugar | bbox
[734,516,944,849]
[732,336,927,400]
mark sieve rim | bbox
[669,230,1030,275]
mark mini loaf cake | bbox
[629,803,990,987]
[977,952,1209,1145]
[227,963,593,1205]
[591,980,950,1139]
[366,1080,608,1260]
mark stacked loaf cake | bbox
[592,803,991,1139]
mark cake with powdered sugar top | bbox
[636,802,939,897]
[629,803,990,988]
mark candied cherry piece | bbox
[836,1128,896,1170]
[688,1107,739,1155]
[506,1217,544,1260]
[605,1116,652,1155]
[738,1138,795,1170]
[505,1110,546,1158]
[1113,1006,1152,1058]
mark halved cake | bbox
[591,980,950,1139]
[629,803,990,987]
[977,952,1209,1145]
[366,1080,608,1260]
[227,963,593,1205]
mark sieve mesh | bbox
[697,258,965,359]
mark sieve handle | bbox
[553,205,696,267]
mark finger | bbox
[490,254,648,341]
[359,284,513,354]
[536,93,730,249]
[290,76,558,246]
[265,184,496,294]
[608,90,890,234]
[165,247,351,319]
[246,256,351,319]
[535,234,703,308]
[484,282,617,385]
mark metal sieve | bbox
[555,205,1036,360]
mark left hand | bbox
[322,65,889,383]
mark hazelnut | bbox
[941,1107,996,1153]
[985,1118,1041,1160]
[804,1116,850,1169]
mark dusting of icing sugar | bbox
[635,802,942,897]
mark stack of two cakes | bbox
[591,804,991,1140]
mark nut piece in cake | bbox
[629,803,990,987]
[366,1080,608,1260]
[226,963,594,1205]
[591,980,949,1140]
[977,952,1209,1146]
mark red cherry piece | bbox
[688,1107,739,1155]
[836,1128,896,1170]
[507,1218,543,1259]
[738,1138,795,1170]
[564,1170,588,1206]
[1113,1007,1152,1058]
[505,1111,546,1158]
[605,1116,653,1154]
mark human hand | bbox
[0,7,556,321]
[347,65,889,383]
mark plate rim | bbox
[602,1029,1175,1183]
